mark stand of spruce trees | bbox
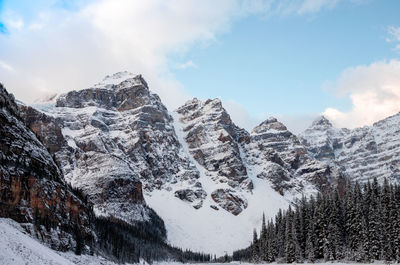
[53,184,213,264]
[93,214,212,263]
[233,178,400,263]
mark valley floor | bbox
[0,218,393,265]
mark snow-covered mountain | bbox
[300,114,400,184]
[4,71,400,262]
[16,72,346,255]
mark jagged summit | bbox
[56,72,154,110]
[178,97,223,113]
[301,111,400,183]
[252,117,288,134]
[309,115,333,129]
[93,71,148,90]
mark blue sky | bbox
[170,0,400,117]
[1,0,400,131]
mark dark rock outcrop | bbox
[0,83,92,251]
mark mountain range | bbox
[1,71,400,258]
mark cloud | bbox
[275,113,320,134]
[297,0,339,15]
[174,60,197,69]
[387,26,400,51]
[0,60,14,72]
[323,60,400,128]
[0,0,241,107]
[223,100,263,131]
[223,100,317,134]
[0,0,351,109]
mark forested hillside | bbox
[234,178,400,263]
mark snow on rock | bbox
[176,98,252,213]
[18,73,344,256]
[22,73,200,226]
[243,116,343,196]
[301,114,400,183]
[0,84,92,252]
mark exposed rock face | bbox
[176,98,252,191]
[211,189,248,216]
[175,98,253,214]
[241,117,342,194]
[301,114,400,183]
[20,72,202,222]
[18,73,344,220]
[300,116,348,161]
[0,83,92,251]
[56,72,150,111]
[173,98,341,212]
[174,187,207,209]
[18,105,66,153]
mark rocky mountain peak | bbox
[302,111,400,184]
[22,74,201,224]
[252,117,288,134]
[0,83,19,116]
[94,71,148,90]
[56,72,155,111]
[309,115,333,130]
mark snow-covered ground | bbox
[0,217,390,265]
[0,218,132,265]
[144,113,291,256]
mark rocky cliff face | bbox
[176,98,250,190]
[301,114,400,183]
[21,72,201,223]
[23,73,346,218]
[245,117,343,194]
[0,83,92,251]
[174,98,343,214]
[14,72,350,254]
[175,98,253,214]
[8,71,400,255]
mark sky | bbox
[0,0,400,133]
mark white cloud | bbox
[0,0,351,109]
[174,60,197,69]
[223,100,263,131]
[224,100,317,134]
[323,60,400,128]
[275,113,320,134]
[387,26,400,51]
[297,0,339,15]
[0,0,241,107]
[0,60,14,72]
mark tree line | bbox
[233,178,400,263]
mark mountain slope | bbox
[0,218,129,265]
[0,83,94,251]
[243,117,344,196]
[301,114,400,183]
[22,73,199,227]
[22,72,343,255]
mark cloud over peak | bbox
[323,60,400,128]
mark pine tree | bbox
[305,228,315,262]
[259,213,267,261]
[285,206,297,263]
[251,229,260,263]
[238,179,400,264]
[368,178,382,260]
[313,194,325,259]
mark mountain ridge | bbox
[11,71,398,255]
[15,72,345,254]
